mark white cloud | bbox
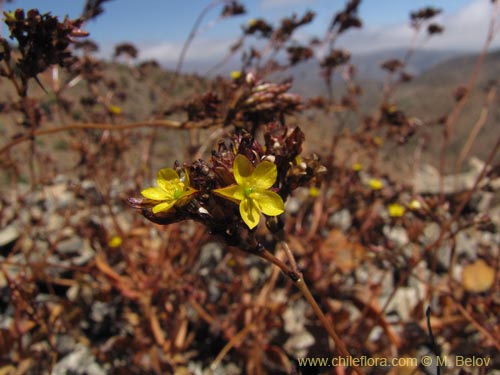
[425,0,499,50]
[140,37,233,64]
[337,24,414,54]
[337,0,500,53]
[137,0,500,69]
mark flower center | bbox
[173,183,185,199]
[243,186,254,198]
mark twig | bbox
[449,296,500,352]
[438,0,500,203]
[256,247,365,375]
[454,84,497,175]
[209,323,254,373]
[169,0,228,91]
[0,119,222,155]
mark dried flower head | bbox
[3,8,88,81]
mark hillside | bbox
[287,48,461,96]
[290,48,500,174]
[391,49,500,169]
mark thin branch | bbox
[0,119,222,155]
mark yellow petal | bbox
[240,198,260,229]
[152,200,176,214]
[141,187,171,201]
[157,168,180,190]
[233,154,254,186]
[175,187,198,206]
[251,190,284,216]
[251,161,277,190]
[213,185,245,203]
[182,168,191,187]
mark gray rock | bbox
[71,239,95,266]
[0,224,19,248]
[57,237,84,254]
[455,231,477,259]
[54,174,68,184]
[435,244,452,269]
[57,190,76,210]
[284,330,315,358]
[285,196,301,214]
[81,180,103,205]
[422,222,440,244]
[47,215,65,234]
[30,206,43,222]
[489,205,500,227]
[329,209,352,232]
[383,225,409,247]
[385,285,424,321]
[206,278,221,303]
[51,344,106,375]
[90,301,112,323]
[283,299,309,335]
[197,242,223,269]
[414,157,489,194]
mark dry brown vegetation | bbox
[0,1,499,374]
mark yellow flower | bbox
[108,105,122,115]
[309,186,320,198]
[141,168,197,214]
[213,154,284,229]
[108,235,123,248]
[373,136,383,146]
[368,178,383,190]
[230,70,242,80]
[408,199,421,210]
[352,162,362,172]
[388,203,405,217]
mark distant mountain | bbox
[412,49,500,86]
[297,48,500,172]
[287,48,462,96]
[352,48,463,80]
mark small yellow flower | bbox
[408,199,421,210]
[141,168,197,214]
[213,154,284,229]
[368,178,383,190]
[309,186,320,198]
[230,70,242,80]
[388,203,405,217]
[108,235,123,248]
[373,136,383,146]
[352,162,362,172]
[108,105,122,115]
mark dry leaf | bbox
[462,259,495,293]
[320,229,366,273]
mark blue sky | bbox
[2,0,498,69]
